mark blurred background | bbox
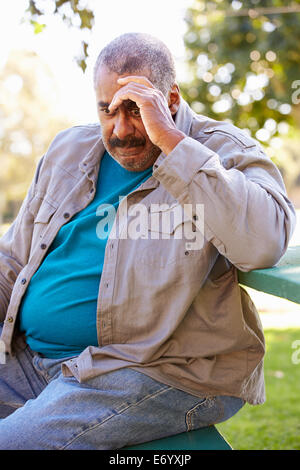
[0,0,299,449]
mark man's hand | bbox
[108,76,185,155]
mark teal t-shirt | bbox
[19,151,152,358]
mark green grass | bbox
[217,328,300,450]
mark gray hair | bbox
[93,33,176,96]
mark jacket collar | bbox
[174,97,195,136]
[79,126,105,173]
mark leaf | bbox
[76,57,87,73]
[78,9,94,29]
[30,20,46,34]
[27,0,43,16]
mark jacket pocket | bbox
[28,194,58,223]
[28,195,58,250]
[185,397,224,431]
[138,203,202,267]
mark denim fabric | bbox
[0,337,245,450]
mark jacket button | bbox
[40,243,47,250]
[7,316,14,323]
[63,212,70,219]
[21,278,27,285]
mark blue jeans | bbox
[0,337,245,450]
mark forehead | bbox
[95,65,150,101]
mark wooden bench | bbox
[238,245,300,304]
[125,245,300,451]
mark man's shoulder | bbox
[39,123,103,179]
[51,123,101,147]
[45,123,102,162]
[179,99,260,152]
[191,114,260,152]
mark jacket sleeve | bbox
[0,157,44,322]
[152,135,296,272]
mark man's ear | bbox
[168,83,181,115]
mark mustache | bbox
[109,136,146,148]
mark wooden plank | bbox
[124,425,232,450]
[238,246,300,304]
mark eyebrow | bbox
[98,101,110,108]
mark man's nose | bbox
[113,110,134,140]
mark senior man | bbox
[0,33,296,449]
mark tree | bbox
[180,0,300,143]
[21,0,300,192]
[0,50,72,222]
[25,0,300,135]
[25,0,94,72]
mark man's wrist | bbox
[158,129,186,155]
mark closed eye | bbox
[99,107,116,116]
[130,108,141,117]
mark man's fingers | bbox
[109,88,145,112]
[109,81,158,112]
[117,75,155,88]
[108,77,166,115]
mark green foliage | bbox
[181,0,300,142]
[0,50,72,222]
[29,19,46,34]
[217,328,300,449]
[25,0,95,71]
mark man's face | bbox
[95,65,162,171]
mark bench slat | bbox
[124,426,232,450]
[238,246,300,304]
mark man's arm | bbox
[108,75,296,272]
[0,157,44,322]
[152,135,296,272]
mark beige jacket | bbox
[0,99,296,404]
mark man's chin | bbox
[116,147,144,157]
[108,146,161,171]
[116,156,150,171]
